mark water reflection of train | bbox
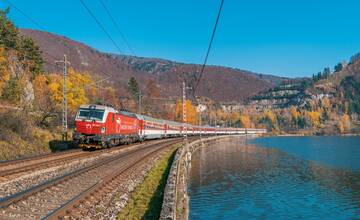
[73,104,267,149]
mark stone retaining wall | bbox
[160,136,237,220]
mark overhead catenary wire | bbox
[193,0,224,95]
[2,0,63,68]
[2,0,111,78]
[97,0,135,56]
[2,0,44,30]
[80,0,123,54]
[2,0,112,90]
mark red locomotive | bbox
[73,104,266,149]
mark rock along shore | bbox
[160,135,251,220]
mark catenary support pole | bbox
[56,55,70,141]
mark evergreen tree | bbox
[322,67,331,78]
[334,63,343,72]
[0,8,18,49]
[17,36,43,76]
[127,76,139,100]
[316,72,322,81]
[0,8,43,77]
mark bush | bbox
[1,76,21,103]
[0,109,34,141]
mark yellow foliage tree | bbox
[230,111,240,124]
[290,106,300,121]
[306,111,321,128]
[239,114,251,128]
[47,74,62,108]
[0,47,10,97]
[46,69,96,114]
[337,114,351,133]
[175,99,198,125]
[264,110,278,130]
[321,97,331,110]
[33,74,51,107]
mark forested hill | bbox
[19,29,287,102]
[248,53,360,134]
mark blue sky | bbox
[1,0,360,77]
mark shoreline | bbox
[263,132,360,137]
[160,135,252,220]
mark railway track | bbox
[0,150,83,171]
[0,151,90,180]
[0,138,184,219]
[0,139,177,200]
[0,139,165,181]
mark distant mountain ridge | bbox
[20,29,288,102]
[249,55,360,111]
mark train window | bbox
[77,108,105,121]
[112,114,114,122]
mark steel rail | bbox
[0,138,181,210]
[0,149,82,167]
[0,139,167,179]
[0,152,91,178]
[45,139,184,219]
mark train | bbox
[73,104,267,149]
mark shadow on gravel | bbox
[142,150,177,220]
[49,140,78,152]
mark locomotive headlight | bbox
[101,127,106,134]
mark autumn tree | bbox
[239,114,251,128]
[305,111,321,128]
[1,76,21,104]
[33,74,57,126]
[101,87,119,108]
[208,108,218,126]
[47,69,95,115]
[336,114,351,133]
[290,106,300,127]
[142,79,164,117]
[175,99,198,125]
[230,111,241,126]
[145,79,160,98]
[321,97,331,120]
[0,47,10,97]
[262,110,278,130]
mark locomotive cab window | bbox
[77,108,105,121]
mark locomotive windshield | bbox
[77,108,105,121]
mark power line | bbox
[80,0,123,54]
[2,0,62,69]
[2,0,113,92]
[2,0,45,30]
[97,0,135,56]
[193,0,224,95]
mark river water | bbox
[188,136,360,220]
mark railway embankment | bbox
[117,145,179,219]
[160,135,238,220]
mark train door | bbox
[139,120,144,137]
[116,115,121,133]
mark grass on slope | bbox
[117,147,178,220]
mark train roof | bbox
[134,113,184,126]
[119,111,139,119]
[79,104,117,113]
